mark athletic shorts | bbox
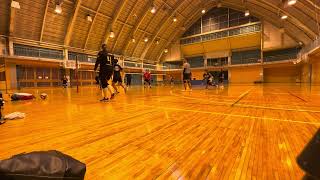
[183,73,191,81]
[99,72,112,89]
[113,76,122,83]
[144,79,151,84]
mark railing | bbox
[298,37,320,62]
[231,58,261,65]
[181,23,261,45]
[264,54,297,62]
[13,44,63,60]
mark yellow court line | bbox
[114,102,320,126]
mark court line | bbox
[113,102,320,126]
[169,91,320,113]
[288,91,308,102]
[231,88,253,106]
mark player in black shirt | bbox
[112,62,127,93]
[94,44,116,101]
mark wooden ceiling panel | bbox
[99,0,118,17]
[126,0,148,26]
[13,0,46,40]
[113,26,131,54]
[70,9,92,48]
[86,14,109,51]
[117,0,135,22]
[42,1,74,44]
[82,0,101,11]
[0,0,10,35]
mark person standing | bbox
[143,69,152,88]
[125,74,132,87]
[182,59,192,91]
[94,44,116,102]
[112,61,127,94]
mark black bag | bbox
[0,150,86,180]
[297,129,320,180]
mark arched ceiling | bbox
[0,0,319,63]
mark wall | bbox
[263,21,297,50]
[264,66,299,83]
[300,63,311,83]
[162,40,181,62]
[229,66,263,83]
[309,57,320,84]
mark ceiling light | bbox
[156,40,159,44]
[299,41,303,46]
[245,10,250,17]
[11,1,20,9]
[132,38,136,43]
[164,49,168,53]
[55,4,62,14]
[87,15,92,22]
[151,6,156,14]
[201,9,206,14]
[288,0,297,6]
[173,16,177,22]
[281,14,288,20]
[144,37,148,42]
[109,31,115,38]
[217,2,222,8]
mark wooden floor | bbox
[0,84,319,179]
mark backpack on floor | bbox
[0,150,86,180]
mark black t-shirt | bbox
[113,64,122,78]
[94,50,114,73]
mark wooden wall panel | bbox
[264,66,299,83]
[229,66,263,83]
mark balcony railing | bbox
[181,23,261,45]
[264,54,297,62]
[14,44,63,60]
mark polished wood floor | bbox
[0,84,319,179]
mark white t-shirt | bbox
[183,62,191,74]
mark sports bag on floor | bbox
[11,93,35,101]
[0,150,86,180]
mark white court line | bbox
[113,102,320,126]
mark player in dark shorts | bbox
[125,74,132,87]
[94,44,116,101]
[112,62,127,94]
[203,70,214,89]
[62,75,68,88]
[182,59,192,91]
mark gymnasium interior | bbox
[0,0,320,179]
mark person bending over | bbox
[94,44,116,102]
[182,59,192,91]
[112,62,127,94]
[144,69,152,88]
[203,70,214,89]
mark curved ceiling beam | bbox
[253,0,317,38]
[40,0,50,42]
[83,0,104,49]
[104,0,130,45]
[155,1,211,62]
[130,2,169,57]
[122,0,155,55]
[64,0,82,46]
[111,0,139,52]
[140,0,186,60]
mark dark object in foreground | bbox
[297,129,320,180]
[0,150,86,180]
